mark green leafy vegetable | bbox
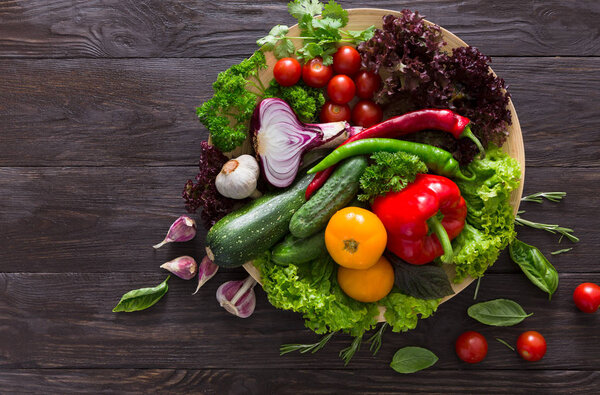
[256,253,379,336]
[452,145,521,282]
[339,335,362,366]
[387,252,454,300]
[515,213,579,243]
[390,347,438,374]
[112,276,170,313]
[509,238,559,299]
[280,331,336,355]
[196,51,267,152]
[521,191,566,203]
[263,80,325,123]
[496,337,515,351]
[258,0,375,65]
[367,322,388,356]
[551,248,573,255]
[468,298,533,326]
[379,290,440,333]
[358,151,427,202]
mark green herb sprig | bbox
[515,211,579,243]
[280,331,336,355]
[257,0,375,65]
[367,323,388,356]
[521,191,566,203]
[339,335,362,366]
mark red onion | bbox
[251,98,361,188]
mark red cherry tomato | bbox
[332,46,361,76]
[273,57,301,87]
[516,331,547,362]
[302,57,333,88]
[351,99,383,127]
[354,70,382,99]
[327,75,356,104]
[320,101,351,123]
[573,282,600,313]
[455,331,488,363]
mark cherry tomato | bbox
[573,282,600,313]
[302,57,333,88]
[327,75,356,104]
[354,70,382,99]
[516,331,546,362]
[273,58,301,87]
[455,331,488,363]
[320,101,351,123]
[332,46,361,76]
[351,99,383,127]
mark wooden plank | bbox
[0,57,598,167]
[0,272,598,370]
[0,0,599,58]
[0,369,598,394]
[0,166,594,273]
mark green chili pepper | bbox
[307,138,475,181]
[509,239,559,300]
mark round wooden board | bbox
[238,8,525,322]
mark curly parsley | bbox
[358,151,427,202]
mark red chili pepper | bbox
[371,174,467,265]
[305,109,483,199]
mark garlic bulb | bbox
[215,155,261,199]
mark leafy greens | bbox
[257,0,375,65]
[451,145,521,282]
[256,252,439,336]
[358,151,427,202]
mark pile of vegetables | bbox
[98,0,584,372]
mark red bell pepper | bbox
[371,174,467,265]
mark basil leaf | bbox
[390,346,438,374]
[113,276,170,312]
[387,253,454,300]
[509,239,559,299]
[468,299,533,326]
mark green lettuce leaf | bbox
[379,290,440,333]
[256,253,379,336]
[452,145,521,281]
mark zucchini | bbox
[271,230,326,266]
[289,156,367,238]
[206,172,312,268]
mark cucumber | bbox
[271,230,326,266]
[289,156,367,238]
[206,172,312,268]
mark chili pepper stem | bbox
[427,215,453,264]
[460,124,486,159]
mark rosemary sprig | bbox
[473,277,482,300]
[551,248,573,255]
[280,332,336,355]
[515,212,579,243]
[521,191,566,203]
[367,323,388,356]
[339,335,362,366]
[496,337,515,352]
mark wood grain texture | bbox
[1,57,599,167]
[0,166,594,273]
[0,369,598,394]
[0,0,599,58]
[0,272,598,370]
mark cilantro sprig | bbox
[257,0,375,65]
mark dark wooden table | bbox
[1,1,599,393]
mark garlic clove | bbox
[193,255,219,295]
[153,215,197,249]
[160,256,197,280]
[215,276,257,318]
